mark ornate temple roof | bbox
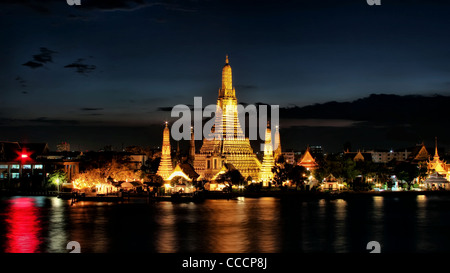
[299,147,318,169]
[167,164,192,182]
[424,172,449,184]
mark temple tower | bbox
[189,126,195,164]
[157,122,173,181]
[259,123,275,186]
[273,125,282,160]
[194,56,261,180]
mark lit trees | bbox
[47,169,68,191]
[72,160,143,193]
[72,168,105,190]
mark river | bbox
[1,194,449,253]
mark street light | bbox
[56,178,60,193]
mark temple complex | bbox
[193,56,261,180]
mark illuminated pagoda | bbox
[156,122,173,181]
[259,123,275,186]
[298,147,318,170]
[427,137,449,180]
[189,126,195,164]
[273,125,282,160]
[193,56,261,180]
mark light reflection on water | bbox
[1,194,450,253]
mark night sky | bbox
[1,0,450,152]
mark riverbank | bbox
[2,188,449,201]
[240,189,450,200]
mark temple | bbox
[273,125,282,160]
[298,147,318,170]
[259,123,275,186]
[427,137,449,180]
[193,56,262,180]
[156,122,173,181]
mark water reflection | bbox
[5,197,42,253]
[2,195,450,253]
[47,198,68,252]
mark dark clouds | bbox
[3,0,450,152]
[64,58,96,75]
[79,0,149,11]
[15,76,26,87]
[29,117,80,125]
[80,107,103,111]
[21,61,43,69]
[22,47,57,69]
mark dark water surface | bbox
[1,195,450,253]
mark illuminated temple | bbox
[193,56,262,180]
[428,138,450,180]
[156,122,173,180]
[258,123,275,186]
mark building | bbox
[407,143,430,163]
[427,138,449,181]
[298,147,319,170]
[273,126,282,160]
[156,122,173,181]
[193,56,261,180]
[368,149,410,163]
[0,141,80,190]
[344,150,373,162]
[282,151,295,165]
[321,174,344,191]
[258,123,275,186]
[310,145,323,155]
[56,142,71,152]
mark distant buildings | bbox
[0,140,153,192]
[56,142,71,152]
[282,151,295,165]
[0,141,80,190]
[367,149,410,163]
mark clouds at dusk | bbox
[2,0,450,151]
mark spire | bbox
[274,125,282,159]
[157,122,173,181]
[435,136,439,158]
[259,123,274,186]
[221,55,232,91]
[189,126,195,163]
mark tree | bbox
[417,161,428,183]
[272,163,290,186]
[47,169,68,191]
[288,165,307,189]
[216,169,244,191]
[393,162,418,184]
